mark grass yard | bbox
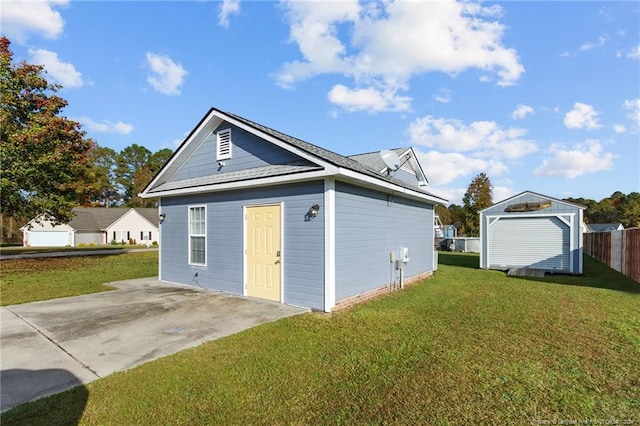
[0,251,158,306]
[0,245,154,256]
[2,253,639,424]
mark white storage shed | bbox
[479,191,585,274]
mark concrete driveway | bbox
[0,278,308,412]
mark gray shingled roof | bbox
[151,161,322,193]
[69,207,158,230]
[347,148,408,174]
[223,110,445,201]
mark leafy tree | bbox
[88,146,120,207]
[565,191,640,229]
[115,143,152,204]
[125,147,172,208]
[619,192,640,228]
[0,36,94,226]
[435,204,451,225]
[461,173,493,236]
[447,204,466,227]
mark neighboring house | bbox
[140,107,447,312]
[584,223,624,233]
[479,191,585,274]
[21,208,159,247]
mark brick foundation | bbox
[332,270,433,312]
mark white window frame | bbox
[189,205,207,266]
[216,128,232,160]
[114,230,128,243]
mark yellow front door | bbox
[246,205,281,302]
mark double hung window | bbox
[189,206,206,265]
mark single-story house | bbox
[479,191,585,274]
[21,207,159,247]
[140,107,447,312]
[584,223,624,233]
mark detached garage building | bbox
[480,191,585,274]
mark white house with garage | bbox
[479,191,585,274]
[21,207,159,247]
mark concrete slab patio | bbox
[0,278,308,412]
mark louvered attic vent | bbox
[216,128,232,160]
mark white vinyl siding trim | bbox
[216,128,232,160]
[189,205,207,266]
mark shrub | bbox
[152,241,158,246]
[77,243,86,248]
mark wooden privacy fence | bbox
[584,228,640,283]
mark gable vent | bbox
[216,129,232,160]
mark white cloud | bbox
[623,99,640,127]
[613,124,627,133]
[408,116,537,159]
[278,0,523,113]
[75,117,133,134]
[0,0,67,42]
[534,140,616,179]
[626,45,640,60]
[493,185,516,203]
[511,104,534,120]
[430,187,466,206]
[433,88,452,104]
[145,52,188,96]
[564,102,601,129]
[580,34,609,52]
[218,0,240,28]
[414,150,495,186]
[327,84,411,113]
[28,48,82,88]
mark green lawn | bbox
[0,245,155,256]
[0,251,158,306]
[2,253,638,424]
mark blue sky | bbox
[2,0,639,205]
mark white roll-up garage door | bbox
[28,231,70,247]
[488,216,570,272]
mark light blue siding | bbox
[170,122,303,182]
[159,181,325,310]
[334,182,434,300]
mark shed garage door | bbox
[489,216,570,271]
[28,231,70,247]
